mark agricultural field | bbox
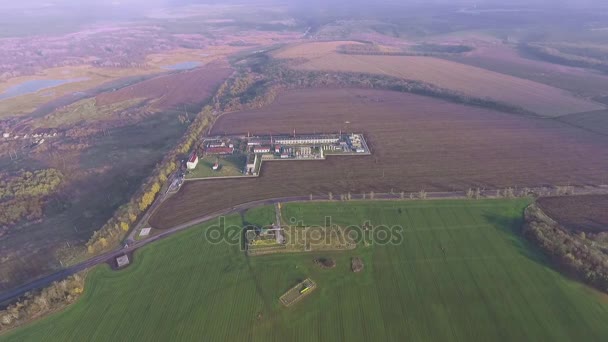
[447,44,608,102]
[274,41,605,116]
[150,88,608,229]
[6,200,608,341]
[537,195,608,233]
[555,110,608,136]
[186,155,246,179]
[95,62,232,112]
[30,98,147,129]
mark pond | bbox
[162,61,201,71]
[0,78,88,100]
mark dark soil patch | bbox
[106,251,134,271]
[537,195,608,233]
[314,257,336,269]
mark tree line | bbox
[523,204,608,293]
[84,107,211,255]
[337,43,473,57]
[520,43,608,74]
[234,55,532,116]
[0,273,85,332]
[83,61,277,255]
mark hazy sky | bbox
[1,0,606,11]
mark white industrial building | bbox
[274,136,339,145]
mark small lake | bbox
[162,61,201,71]
[0,78,88,100]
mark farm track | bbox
[2,185,608,306]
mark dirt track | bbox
[150,88,608,229]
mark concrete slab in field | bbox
[139,228,152,237]
[116,255,130,268]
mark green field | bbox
[185,155,246,179]
[4,199,608,341]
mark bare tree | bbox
[347,192,352,201]
[466,188,474,199]
[419,190,427,199]
[328,192,333,201]
[370,191,375,200]
[556,185,574,196]
[400,191,405,199]
[474,188,481,200]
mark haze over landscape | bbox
[1,0,608,340]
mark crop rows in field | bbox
[150,88,608,229]
[6,200,608,341]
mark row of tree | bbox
[85,107,212,255]
[254,58,530,115]
[523,204,608,293]
[0,273,85,332]
[84,62,274,254]
[520,43,608,74]
[337,43,473,57]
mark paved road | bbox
[2,185,608,305]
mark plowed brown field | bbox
[96,61,232,110]
[149,88,608,229]
[538,195,608,233]
[274,42,605,117]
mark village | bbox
[183,132,371,180]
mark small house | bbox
[186,152,199,170]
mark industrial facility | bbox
[185,133,370,179]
